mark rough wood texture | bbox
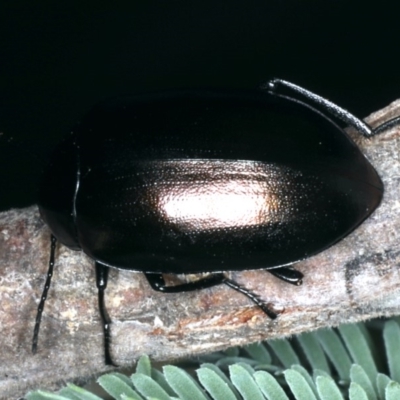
[1,100,400,399]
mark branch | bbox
[2,100,400,399]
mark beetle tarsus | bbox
[222,277,278,319]
[259,304,278,319]
[268,267,303,286]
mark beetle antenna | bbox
[265,78,374,138]
[372,115,400,135]
[32,234,57,354]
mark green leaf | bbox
[236,362,256,375]
[253,364,281,374]
[110,372,135,388]
[383,320,400,382]
[152,368,177,396]
[316,329,352,381]
[225,347,240,357]
[145,398,171,400]
[357,323,380,369]
[268,339,300,368]
[121,396,144,400]
[244,342,272,364]
[163,365,209,400]
[198,351,227,363]
[284,369,318,400]
[338,324,378,385]
[291,365,318,398]
[313,369,332,380]
[254,370,289,400]
[60,384,103,400]
[57,387,81,400]
[98,374,142,400]
[136,354,152,376]
[26,392,71,400]
[131,373,173,400]
[57,387,82,400]
[315,375,344,400]
[229,364,264,400]
[376,373,391,400]
[215,357,259,368]
[197,367,237,400]
[200,363,240,398]
[349,365,376,400]
[349,382,368,400]
[297,331,330,373]
[385,381,400,400]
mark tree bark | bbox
[1,100,400,399]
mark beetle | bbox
[32,78,396,366]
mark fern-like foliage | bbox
[25,318,400,400]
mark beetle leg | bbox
[145,272,227,292]
[95,262,117,366]
[32,234,57,354]
[144,272,278,319]
[268,267,303,286]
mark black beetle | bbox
[32,78,395,365]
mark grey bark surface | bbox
[1,100,400,399]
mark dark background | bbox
[1,2,399,211]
